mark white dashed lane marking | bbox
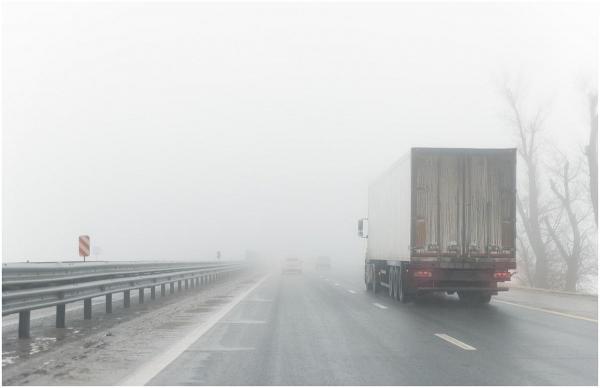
[434,333,477,350]
[373,303,388,309]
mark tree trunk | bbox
[526,160,548,288]
[565,257,579,292]
[587,93,598,225]
[546,162,582,292]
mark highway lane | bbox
[148,269,598,386]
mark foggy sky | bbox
[2,1,598,262]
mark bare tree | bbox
[503,85,549,288]
[585,91,598,225]
[543,160,585,291]
[516,234,535,286]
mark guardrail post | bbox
[19,311,30,339]
[139,288,144,304]
[195,278,199,287]
[170,282,175,294]
[84,298,92,319]
[185,279,189,290]
[106,294,112,313]
[178,280,182,291]
[124,290,131,308]
[56,304,66,328]
[161,284,166,296]
[151,286,156,300]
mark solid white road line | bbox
[494,299,598,323]
[120,274,271,386]
[373,303,388,309]
[347,290,356,294]
[434,333,477,350]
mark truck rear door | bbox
[411,149,515,258]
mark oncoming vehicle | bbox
[282,257,302,274]
[315,256,331,270]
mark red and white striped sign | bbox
[79,235,90,257]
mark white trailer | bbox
[359,148,517,303]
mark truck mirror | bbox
[358,218,368,238]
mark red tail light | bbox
[414,270,432,278]
[493,271,511,281]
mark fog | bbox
[2,1,597,263]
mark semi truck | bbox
[358,148,517,304]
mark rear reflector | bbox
[414,270,432,278]
[493,272,511,280]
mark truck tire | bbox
[459,291,491,304]
[458,291,477,304]
[397,270,412,303]
[372,267,379,293]
[390,267,395,299]
[457,291,472,304]
[388,268,394,297]
[365,264,372,292]
[479,293,492,304]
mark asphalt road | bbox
[145,268,598,386]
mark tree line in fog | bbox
[501,77,598,292]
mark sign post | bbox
[79,235,90,262]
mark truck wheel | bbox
[388,268,394,297]
[372,266,379,293]
[398,271,411,303]
[479,293,492,304]
[459,291,491,305]
[389,267,395,299]
[458,291,477,305]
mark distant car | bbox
[315,256,331,270]
[282,257,302,274]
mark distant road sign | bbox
[79,235,90,259]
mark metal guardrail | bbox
[2,261,247,339]
[2,261,228,289]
